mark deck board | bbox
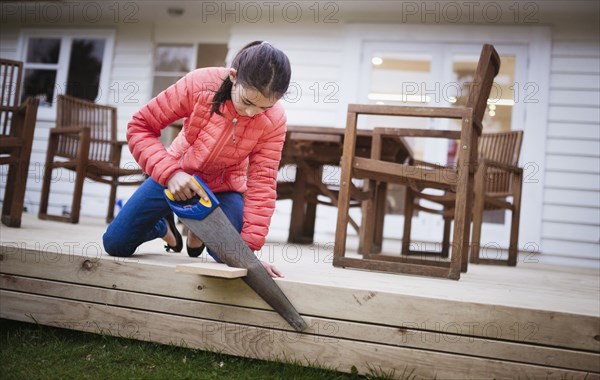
[1,214,599,378]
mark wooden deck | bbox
[1,214,598,379]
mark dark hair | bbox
[210,41,291,115]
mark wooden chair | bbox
[277,126,411,244]
[401,131,524,266]
[333,44,500,280]
[39,95,145,224]
[0,59,39,227]
[470,131,524,265]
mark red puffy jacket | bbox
[127,67,287,251]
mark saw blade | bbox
[179,208,307,332]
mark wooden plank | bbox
[175,262,247,278]
[353,157,456,189]
[374,127,461,139]
[333,256,452,278]
[289,132,341,143]
[548,122,600,140]
[0,290,594,379]
[333,110,358,263]
[1,274,597,373]
[348,104,466,118]
[0,244,598,352]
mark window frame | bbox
[152,43,196,98]
[17,28,115,121]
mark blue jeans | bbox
[103,177,243,262]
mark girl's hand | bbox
[167,171,209,201]
[261,261,284,278]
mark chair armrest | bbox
[16,97,39,114]
[88,138,128,146]
[49,126,89,135]
[480,159,523,174]
[371,127,460,162]
[411,159,449,170]
[349,104,471,119]
[374,127,462,139]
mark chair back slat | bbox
[479,131,523,194]
[56,94,116,163]
[0,59,23,137]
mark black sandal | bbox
[164,212,183,253]
[187,243,205,257]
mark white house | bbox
[1,0,598,268]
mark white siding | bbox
[543,24,600,264]
[228,25,344,127]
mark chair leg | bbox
[441,215,452,258]
[401,188,415,256]
[373,182,387,254]
[2,100,37,227]
[69,130,91,224]
[359,179,376,255]
[68,169,85,224]
[1,162,22,227]
[8,153,30,227]
[452,128,478,277]
[508,173,523,266]
[470,188,486,264]
[106,179,118,224]
[38,163,53,220]
[39,133,60,221]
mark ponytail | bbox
[210,41,291,115]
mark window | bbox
[152,43,227,143]
[152,43,227,97]
[152,44,194,97]
[19,29,114,117]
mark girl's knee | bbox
[102,232,135,257]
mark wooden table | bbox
[278,125,413,248]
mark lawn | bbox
[0,318,402,380]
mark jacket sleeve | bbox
[127,73,196,186]
[240,112,287,251]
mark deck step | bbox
[175,262,247,278]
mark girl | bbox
[102,41,291,278]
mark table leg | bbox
[289,164,308,243]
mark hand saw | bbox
[164,175,307,332]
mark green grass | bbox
[0,318,397,380]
